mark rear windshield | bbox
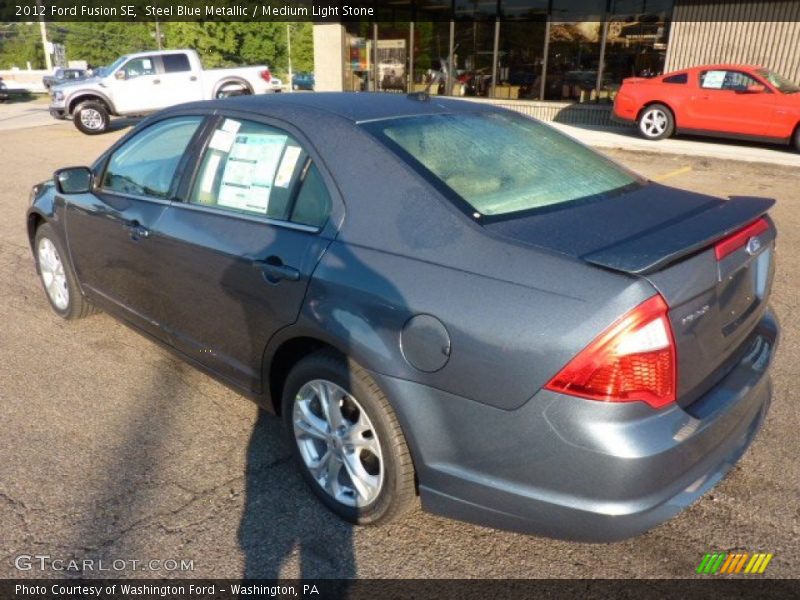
[364,111,640,220]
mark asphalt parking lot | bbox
[1,101,798,579]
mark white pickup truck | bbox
[49,49,274,134]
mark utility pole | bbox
[36,0,52,71]
[286,23,293,92]
[155,18,163,50]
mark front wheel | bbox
[34,223,96,319]
[282,351,416,525]
[73,100,110,135]
[793,126,800,153]
[637,103,674,140]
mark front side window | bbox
[122,56,157,79]
[700,70,760,91]
[189,118,331,227]
[102,116,202,199]
[365,112,639,218]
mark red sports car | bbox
[613,64,800,150]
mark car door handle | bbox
[189,76,198,81]
[123,221,150,240]
[253,259,300,283]
[153,79,161,85]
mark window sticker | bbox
[217,133,287,213]
[274,146,303,188]
[142,58,152,70]
[221,119,241,134]
[208,129,235,153]
[703,70,726,89]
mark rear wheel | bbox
[73,100,109,135]
[215,84,252,99]
[638,103,674,140]
[34,223,96,319]
[282,351,416,525]
[793,126,800,152]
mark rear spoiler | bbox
[582,196,775,275]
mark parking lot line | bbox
[653,166,693,182]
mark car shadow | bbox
[0,90,38,103]
[106,117,141,133]
[237,410,357,580]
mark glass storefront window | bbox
[602,0,673,98]
[452,19,496,97]
[340,0,674,104]
[545,21,603,100]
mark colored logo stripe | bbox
[697,552,773,574]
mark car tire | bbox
[215,85,252,99]
[282,350,416,525]
[34,223,97,319]
[73,100,110,135]
[793,126,800,153]
[637,103,674,140]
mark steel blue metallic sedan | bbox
[27,93,778,541]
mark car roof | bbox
[177,92,494,125]
[679,64,764,72]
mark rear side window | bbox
[663,73,687,84]
[365,112,639,219]
[163,54,191,73]
[189,118,331,227]
[102,116,202,199]
[291,164,331,228]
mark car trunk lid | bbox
[485,183,776,408]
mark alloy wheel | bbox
[79,108,103,131]
[641,108,668,137]
[292,379,384,507]
[38,237,69,310]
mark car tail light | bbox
[714,218,769,261]
[544,294,676,409]
[260,69,272,82]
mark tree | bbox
[61,22,156,67]
[161,22,240,68]
[0,23,45,70]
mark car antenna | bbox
[409,45,458,102]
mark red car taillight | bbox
[260,69,272,82]
[714,217,769,261]
[545,294,676,409]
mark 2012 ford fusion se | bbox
[27,93,778,541]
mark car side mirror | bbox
[54,167,93,194]
[114,70,126,81]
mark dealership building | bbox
[313,1,800,121]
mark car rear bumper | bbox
[610,110,636,126]
[373,309,778,541]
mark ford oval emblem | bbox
[745,236,762,256]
